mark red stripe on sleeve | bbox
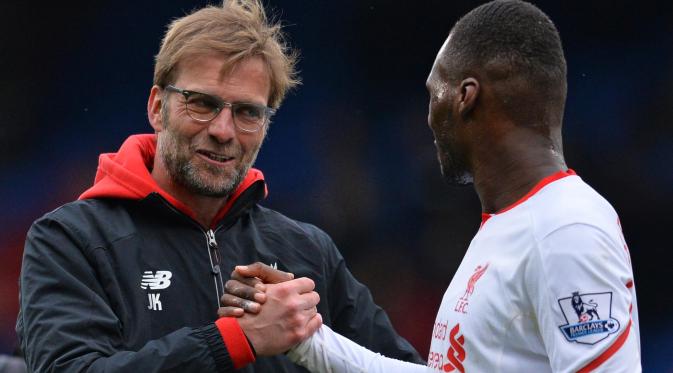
[577,318,632,373]
[215,317,256,369]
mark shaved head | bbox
[426,0,568,186]
[442,0,567,128]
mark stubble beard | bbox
[436,136,473,186]
[157,109,261,198]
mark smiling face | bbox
[426,38,473,186]
[150,54,271,198]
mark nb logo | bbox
[140,271,172,290]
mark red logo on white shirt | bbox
[454,263,489,314]
[443,324,466,372]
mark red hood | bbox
[79,134,267,225]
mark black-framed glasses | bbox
[164,85,275,133]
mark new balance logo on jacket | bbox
[141,270,172,290]
[141,271,172,311]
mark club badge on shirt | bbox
[557,291,620,344]
[454,263,489,314]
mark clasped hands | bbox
[217,262,322,356]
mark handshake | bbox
[217,263,322,356]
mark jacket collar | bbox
[79,134,267,226]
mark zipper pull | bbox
[207,229,218,248]
[207,230,221,275]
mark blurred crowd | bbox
[1,1,672,370]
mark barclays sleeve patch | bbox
[557,291,620,345]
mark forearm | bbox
[287,325,428,373]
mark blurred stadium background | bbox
[1,0,671,369]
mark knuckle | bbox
[300,277,315,289]
[218,307,237,317]
[233,297,246,308]
[295,329,307,341]
[232,296,246,307]
[243,287,257,298]
[224,280,239,293]
[275,284,291,296]
[291,313,304,327]
[226,283,257,300]
[287,299,301,311]
[242,300,255,312]
[224,280,246,297]
[220,294,233,305]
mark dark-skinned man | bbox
[223,1,641,371]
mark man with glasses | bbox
[16,1,422,372]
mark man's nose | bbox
[207,107,236,142]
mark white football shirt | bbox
[427,170,640,372]
[288,170,640,373]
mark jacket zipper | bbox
[152,194,226,309]
[205,229,226,308]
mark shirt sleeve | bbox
[17,215,253,372]
[527,223,640,373]
[287,324,429,373]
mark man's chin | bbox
[186,181,237,198]
[181,169,243,198]
[440,166,473,186]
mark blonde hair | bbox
[153,0,299,108]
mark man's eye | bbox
[187,97,214,108]
[187,95,218,113]
[235,104,263,119]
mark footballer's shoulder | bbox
[528,175,619,239]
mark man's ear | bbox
[147,85,165,132]
[458,78,479,119]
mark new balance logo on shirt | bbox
[141,270,172,311]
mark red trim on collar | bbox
[480,169,576,226]
[480,213,492,228]
[78,134,266,226]
[210,169,266,228]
